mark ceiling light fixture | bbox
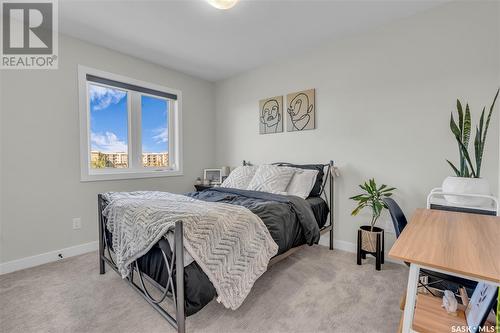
[207,0,238,10]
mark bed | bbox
[98,161,336,333]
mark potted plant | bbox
[350,179,395,266]
[444,89,499,206]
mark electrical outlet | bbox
[72,217,82,230]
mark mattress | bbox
[104,188,329,316]
[306,196,329,229]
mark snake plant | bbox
[447,89,499,178]
[349,179,395,231]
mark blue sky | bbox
[89,84,168,154]
[141,95,168,153]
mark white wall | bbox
[0,35,216,263]
[214,1,500,250]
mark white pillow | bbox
[220,166,257,189]
[247,165,296,194]
[285,169,319,199]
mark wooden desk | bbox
[389,208,500,333]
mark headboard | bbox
[241,160,337,197]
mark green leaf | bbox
[369,179,376,191]
[483,88,499,145]
[463,103,471,147]
[446,158,461,177]
[451,105,469,176]
[457,99,464,134]
[450,113,461,139]
[479,107,485,143]
[358,198,370,205]
[457,102,467,175]
[457,139,476,177]
[474,128,482,178]
[450,109,476,177]
[351,204,366,216]
[350,196,370,205]
[464,164,470,178]
[477,88,499,177]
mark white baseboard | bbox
[0,241,98,275]
[319,235,403,265]
[0,236,402,275]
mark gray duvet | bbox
[187,187,321,254]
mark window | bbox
[89,85,129,169]
[141,95,169,168]
[79,66,182,181]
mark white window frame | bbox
[78,65,183,181]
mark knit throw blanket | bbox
[102,191,278,310]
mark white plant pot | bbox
[441,176,491,207]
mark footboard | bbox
[98,194,185,333]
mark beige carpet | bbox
[0,246,407,333]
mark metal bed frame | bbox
[98,160,336,333]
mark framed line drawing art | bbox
[286,89,315,132]
[259,96,283,134]
[465,282,497,333]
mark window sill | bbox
[80,169,183,182]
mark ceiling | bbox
[60,0,445,82]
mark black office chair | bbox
[383,197,477,297]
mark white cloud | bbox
[89,85,127,111]
[91,132,127,153]
[152,127,168,144]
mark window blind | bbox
[86,74,177,100]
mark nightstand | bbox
[194,184,213,192]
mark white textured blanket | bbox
[102,191,278,310]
